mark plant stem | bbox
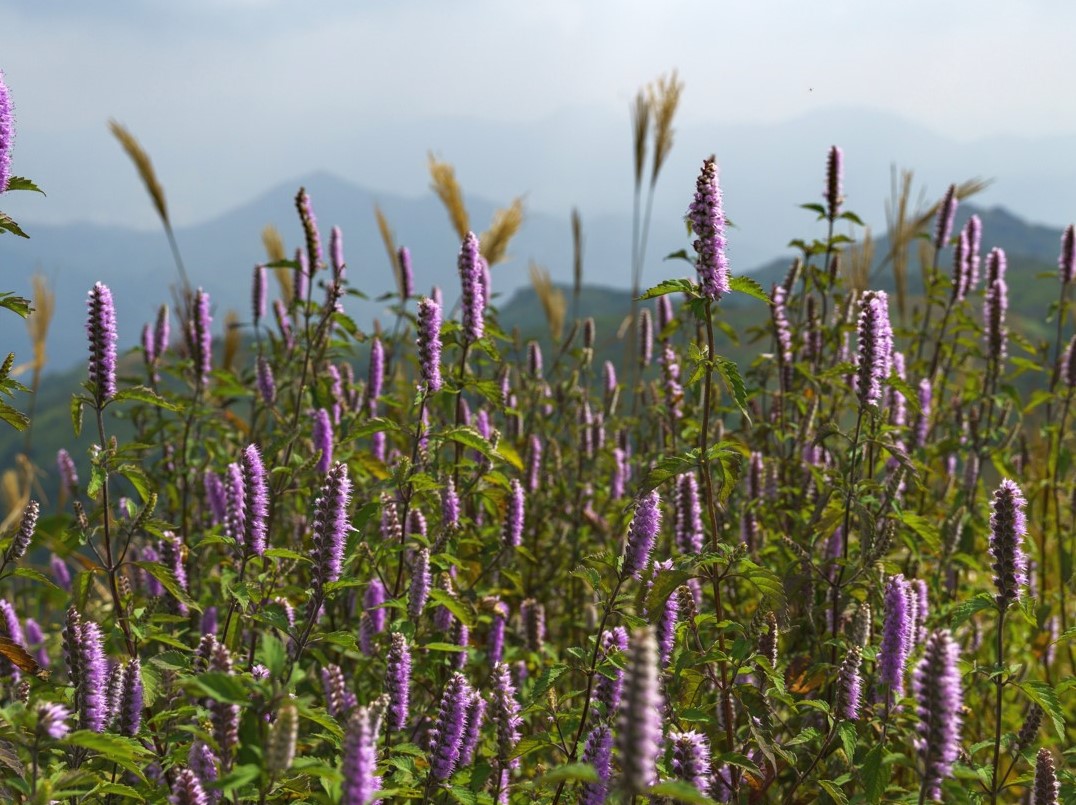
[990,607,1006,805]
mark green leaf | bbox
[836,721,857,762]
[818,780,848,804]
[216,763,261,793]
[898,511,941,553]
[111,386,183,412]
[348,417,402,440]
[4,176,45,194]
[647,780,717,804]
[441,427,496,460]
[0,400,29,431]
[860,744,888,803]
[639,450,698,494]
[71,396,85,437]
[297,703,344,738]
[13,567,60,591]
[662,249,694,265]
[187,671,249,704]
[132,561,201,612]
[88,782,143,801]
[64,731,154,762]
[526,663,569,707]
[428,589,474,627]
[947,592,995,628]
[1017,680,1066,739]
[495,441,524,472]
[638,277,695,300]
[644,568,692,620]
[0,212,29,238]
[715,356,750,420]
[533,763,599,787]
[0,294,32,317]
[729,275,770,303]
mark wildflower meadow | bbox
[0,68,1073,804]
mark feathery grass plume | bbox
[252,265,266,327]
[491,662,522,768]
[170,768,210,805]
[409,547,431,620]
[241,445,268,557]
[480,196,524,266]
[836,645,864,720]
[191,288,212,387]
[86,282,118,405]
[631,88,651,191]
[310,462,352,593]
[458,690,487,767]
[877,574,912,699]
[261,224,294,304]
[933,183,958,250]
[648,70,682,183]
[855,290,893,408]
[989,479,1028,608]
[4,499,37,563]
[267,700,299,775]
[372,205,401,296]
[428,153,471,240]
[578,724,613,805]
[428,672,471,781]
[669,730,713,796]
[1060,224,1076,284]
[416,297,443,392]
[622,490,661,577]
[847,224,875,293]
[295,187,322,271]
[340,705,382,805]
[459,232,485,342]
[502,478,525,549]
[825,145,844,221]
[35,702,71,740]
[109,120,168,225]
[313,408,333,474]
[529,262,566,342]
[385,632,411,731]
[0,69,12,192]
[617,626,662,796]
[913,629,963,801]
[27,273,54,401]
[687,156,731,300]
[1033,748,1060,805]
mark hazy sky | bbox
[3,0,1076,230]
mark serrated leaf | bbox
[428,589,474,627]
[860,744,888,803]
[0,400,29,431]
[647,780,717,803]
[111,386,183,412]
[898,511,941,553]
[836,721,857,762]
[13,567,60,591]
[638,277,695,300]
[0,294,32,317]
[0,212,29,238]
[715,356,750,420]
[645,568,692,619]
[187,671,249,704]
[71,396,84,437]
[132,561,201,612]
[1017,680,1066,739]
[533,763,599,787]
[4,176,45,194]
[216,763,261,793]
[729,275,769,303]
[947,593,995,628]
[818,780,848,804]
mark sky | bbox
[3,0,1076,234]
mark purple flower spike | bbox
[398,246,414,300]
[913,629,963,801]
[409,548,431,620]
[674,472,704,555]
[385,632,411,731]
[224,462,245,548]
[1062,335,1076,389]
[310,462,352,592]
[825,145,843,221]
[87,283,118,404]
[989,479,1028,608]
[459,231,485,342]
[855,290,893,408]
[367,337,384,412]
[155,304,170,355]
[252,265,266,327]
[170,768,210,805]
[670,730,713,795]
[36,702,71,740]
[428,672,472,781]
[188,741,219,803]
[837,645,863,720]
[984,277,1008,366]
[488,598,508,667]
[458,690,487,767]
[877,574,912,700]
[502,479,525,549]
[360,578,387,655]
[579,724,613,805]
[76,617,108,732]
[295,187,322,270]
[441,478,460,531]
[914,378,932,449]
[204,470,226,526]
[331,225,345,280]
[273,299,293,349]
[51,554,71,591]
[933,184,958,249]
[417,297,443,392]
[638,307,653,367]
[256,356,276,405]
[0,70,12,193]
[313,408,333,474]
[119,657,143,737]
[191,288,212,387]
[617,626,663,795]
[341,705,382,805]
[687,156,732,301]
[1060,224,1076,285]
[595,626,628,715]
[986,246,1007,286]
[1033,748,1060,805]
[527,435,542,493]
[57,448,79,492]
[491,662,522,768]
[6,499,38,562]
[241,445,268,557]
[622,490,662,577]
